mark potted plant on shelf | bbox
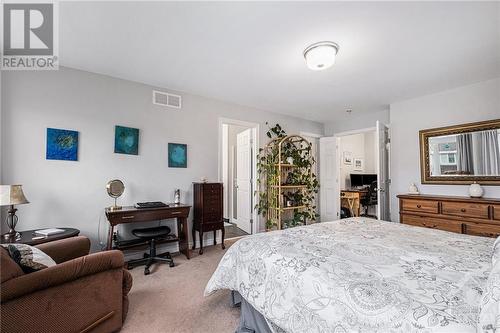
[256,123,319,231]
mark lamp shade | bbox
[0,185,29,206]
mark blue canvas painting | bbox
[114,126,139,155]
[46,128,79,161]
[168,143,187,168]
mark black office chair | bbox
[360,181,378,218]
[340,206,352,219]
[127,226,174,275]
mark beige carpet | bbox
[121,242,240,333]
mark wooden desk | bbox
[341,190,368,217]
[105,204,192,259]
[1,228,80,246]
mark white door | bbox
[376,121,391,220]
[320,136,339,221]
[236,129,252,234]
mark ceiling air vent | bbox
[152,90,182,109]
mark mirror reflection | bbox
[428,129,500,177]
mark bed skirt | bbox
[232,291,274,333]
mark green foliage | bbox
[256,122,320,230]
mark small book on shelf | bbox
[35,228,65,236]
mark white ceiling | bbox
[60,2,500,123]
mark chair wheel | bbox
[169,261,175,268]
[222,244,226,250]
[144,268,150,275]
[199,249,203,255]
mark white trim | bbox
[218,117,260,236]
[334,126,376,138]
[299,131,323,138]
[221,124,229,218]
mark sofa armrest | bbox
[1,250,124,302]
[35,236,90,263]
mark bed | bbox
[205,217,500,333]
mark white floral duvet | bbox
[205,218,495,333]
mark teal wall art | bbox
[168,143,187,168]
[114,125,139,155]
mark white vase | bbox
[469,182,484,198]
[408,183,419,195]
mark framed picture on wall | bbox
[354,158,364,171]
[114,125,139,155]
[46,128,79,161]
[168,143,187,168]
[343,151,352,165]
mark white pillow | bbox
[479,260,500,332]
[1,243,56,273]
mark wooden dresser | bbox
[192,182,225,254]
[398,194,500,237]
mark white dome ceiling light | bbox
[303,41,339,71]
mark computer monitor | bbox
[350,174,364,187]
[350,173,377,187]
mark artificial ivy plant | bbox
[256,123,319,230]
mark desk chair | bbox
[127,226,174,275]
[360,181,378,218]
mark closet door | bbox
[376,121,391,221]
[320,136,339,221]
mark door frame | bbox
[218,117,260,235]
[333,126,377,219]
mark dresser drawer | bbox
[401,214,462,233]
[203,184,222,194]
[441,201,489,219]
[493,206,500,221]
[107,207,190,224]
[463,223,500,238]
[401,199,439,214]
[201,221,224,231]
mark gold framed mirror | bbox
[419,119,500,185]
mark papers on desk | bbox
[35,228,65,236]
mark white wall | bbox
[339,133,363,189]
[325,109,389,135]
[364,130,376,173]
[390,78,500,222]
[339,132,377,189]
[1,67,323,251]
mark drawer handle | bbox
[416,204,422,208]
[170,211,181,215]
[461,208,466,213]
[423,223,437,228]
[122,216,135,219]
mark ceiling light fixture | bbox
[303,41,339,71]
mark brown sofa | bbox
[1,236,132,333]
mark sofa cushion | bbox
[0,247,24,283]
[1,244,56,273]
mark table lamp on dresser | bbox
[0,185,29,239]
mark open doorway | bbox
[219,118,259,239]
[320,121,390,221]
[337,130,378,218]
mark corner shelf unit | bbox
[263,135,315,230]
